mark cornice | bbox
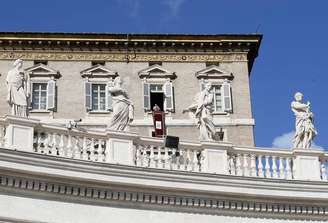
[0,148,327,220]
[0,51,248,63]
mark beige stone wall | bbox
[0,57,255,146]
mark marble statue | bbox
[291,92,317,149]
[183,82,216,141]
[108,77,134,131]
[6,59,30,117]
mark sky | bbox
[0,0,327,149]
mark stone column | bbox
[105,130,138,166]
[4,115,40,152]
[293,148,324,181]
[201,141,231,174]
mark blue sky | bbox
[0,0,327,149]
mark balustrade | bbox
[1,116,327,182]
[228,148,294,179]
[33,127,107,162]
[135,143,202,172]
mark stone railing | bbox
[320,154,328,181]
[227,147,294,179]
[0,115,327,182]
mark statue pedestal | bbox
[201,141,232,174]
[292,148,324,181]
[4,115,39,152]
[106,130,138,166]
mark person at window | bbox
[6,59,30,117]
[183,82,216,141]
[291,92,317,148]
[153,104,161,112]
[107,77,134,131]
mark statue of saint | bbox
[6,59,30,117]
[291,92,317,149]
[107,77,134,131]
[183,82,216,141]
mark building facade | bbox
[0,32,327,223]
[0,32,261,145]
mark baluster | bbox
[98,139,105,162]
[164,147,170,169]
[279,157,285,179]
[142,146,150,167]
[89,138,95,161]
[192,150,199,172]
[43,133,50,155]
[73,136,81,159]
[36,131,42,153]
[51,133,58,156]
[58,134,65,157]
[250,154,256,177]
[156,147,161,168]
[243,154,250,176]
[0,125,5,147]
[82,137,88,160]
[149,146,155,168]
[272,156,278,178]
[136,145,142,166]
[236,154,242,176]
[66,135,73,158]
[258,155,264,177]
[321,162,327,181]
[229,154,236,175]
[285,157,292,179]
[186,149,193,171]
[179,150,185,170]
[265,155,271,178]
[171,148,177,170]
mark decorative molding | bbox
[138,64,176,79]
[25,63,60,79]
[0,174,327,219]
[80,64,118,78]
[195,65,233,79]
[0,51,248,62]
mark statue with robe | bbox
[183,82,216,141]
[107,77,134,131]
[291,92,317,149]
[6,59,30,117]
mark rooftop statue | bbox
[107,77,134,131]
[183,82,216,141]
[291,92,317,149]
[6,59,30,117]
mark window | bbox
[34,60,48,65]
[91,84,106,111]
[31,80,56,111]
[32,83,47,110]
[205,62,220,67]
[143,81,174,112]
[213,85,223,112]
[148,61,162,66]
[200,80,232,113]
[85,82,113,112]
[91,61,105,66]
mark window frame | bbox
[31,81,48,112]
[90,82,107,112]
[142,78,174,114]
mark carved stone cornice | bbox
[0,51,248,62]
[0,148,327,221]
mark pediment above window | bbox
[138,64,176,79]
[80,65,118,78]
[195,65,233,79]
[25,63,60,78]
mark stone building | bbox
[0,32,261,145]
[0,32,327,223]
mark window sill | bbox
[212,111,229,115]
[146,111,170,115]
[88,111,111,114]
[29,110,51,113]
